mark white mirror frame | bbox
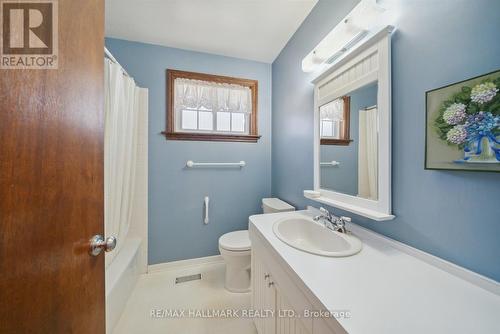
[307,26,395,221]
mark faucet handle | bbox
[340,216,351,223]
[319,207,331,217]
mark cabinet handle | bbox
[264,273,270,280]
[268,281,274,287]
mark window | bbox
[319,96,352,145]
[164,69,260,142]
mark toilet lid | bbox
[219,230,251,251]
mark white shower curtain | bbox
[358,108,378,200]
[104,59,147,267]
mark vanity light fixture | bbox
[302,0,386,72]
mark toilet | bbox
[218,198,295,293]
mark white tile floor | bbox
[112,261,257,334]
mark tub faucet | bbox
[313,207,350,233]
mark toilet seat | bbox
[219,230,251,251]
[218,198,295,293]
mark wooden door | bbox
[0,0,105,333]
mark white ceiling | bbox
[105,0,318,63]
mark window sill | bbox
[162,132,261,143]
[320,138,353,145]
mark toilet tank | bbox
[262,198,295,214]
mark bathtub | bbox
[106,237,142,334]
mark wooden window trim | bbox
[162,69,260,142]
[320,96,353,145]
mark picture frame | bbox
[425,69,500,172]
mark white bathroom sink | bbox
[272,217,362,257]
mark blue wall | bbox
[106,39,272,264]
[320,83,377,195]
[272,0,500,281]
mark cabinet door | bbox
[264,281,277,334]
[252,249,264,333]
[252,251,276,334]
[275,287,312,334]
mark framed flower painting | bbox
[425,69,500,172]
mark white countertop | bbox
[249,210,500,334]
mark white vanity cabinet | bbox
[275,289,311,334]
[252,250,312,334]
[252,251,277,334]
[251,234,344,334]
[250,212,500,334]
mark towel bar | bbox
[186,160,246,168]
[320,161,340,166]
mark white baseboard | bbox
[148,255,224,273]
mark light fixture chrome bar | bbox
[343,30,369,51]
[326,30,369,65]
[325,50,344,65]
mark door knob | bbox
[89,235,117,256]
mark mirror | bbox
[320,82,378,200]
[308,26,394,221]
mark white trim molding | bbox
[304,191,395,221]
[148,255,224,273]
[309,25,395,221]
[346,221,500,295]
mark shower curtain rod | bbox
[105,46,130,78]
[363,105,377,111]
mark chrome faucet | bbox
[313,207,351,233]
